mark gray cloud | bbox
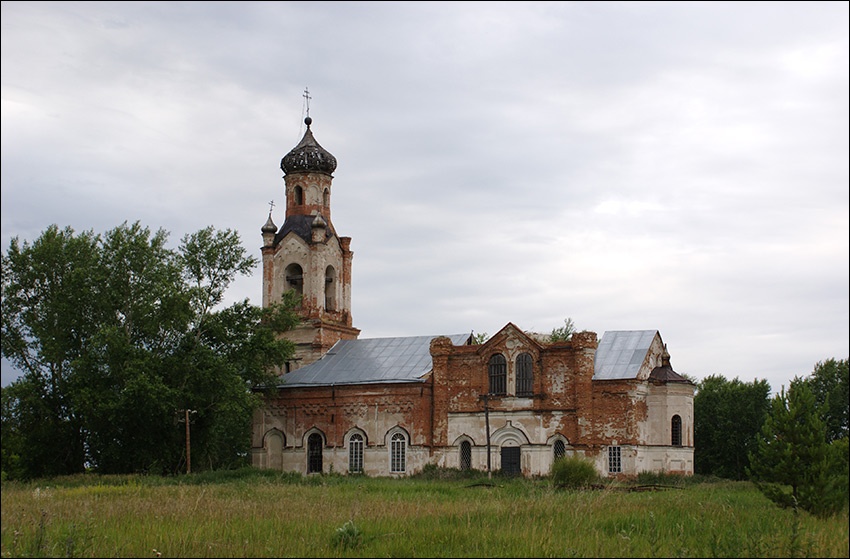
[2,1,848,392]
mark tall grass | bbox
[1,467,847,557]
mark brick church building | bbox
[251,116,694,478]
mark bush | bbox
[551,455,599,489]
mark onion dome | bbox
[280,117,337,176]
[261,213,277,234]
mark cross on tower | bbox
[303,87,311,118]
[268,200,275,214]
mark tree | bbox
[1,222,296,479]
[471,331,489,344]
[800,358,848,443]
[1,225,101,476]
[693,375,771,479]
[747,380,845,517]
[548,317,575,343]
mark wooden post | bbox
[178,409,196,475]
[185,408,191,475]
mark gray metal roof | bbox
[593,330,659,380]
[277,333,471,388]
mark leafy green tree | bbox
[2,222,296,479]
[747,380,845,517]
[693,375,771,479]
[800,358,848,443]
[1,225,102,476]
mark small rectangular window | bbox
[608,446,622,474]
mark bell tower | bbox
[261,114,360,371]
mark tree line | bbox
[1,222,298,478]
[695,360,848,516]
[2,223,848,516]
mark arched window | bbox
[307,433,323,474]
[488,354,506,395]
[553,439,566,461]
[324,266,336,311]
[460,440,472,471]
[390,432,406,473]
[285,263,304,303]
[323,188,330,206]
[515,352,533,396]
[349,434,364,473]
[294,185,304,205]
[671,415,682,447]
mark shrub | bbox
[551,455,599,489]
[332,520,362,550]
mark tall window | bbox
[307,433,323,474]
[608,446,622,474]
[671,415,682,447]
[460,441,472,471]
[515,353,533,396]
[323,188,330,206]
[349,434,364,473]
[488,354,507,395]
[294,185,304,205]
[285,263,304,303]
[390,433,406,473]
[553,439,566,461]
[324,266,337,311]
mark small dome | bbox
[261,214,277,234]
[280,118,337,176]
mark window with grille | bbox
[671,415,682,447]
[349,434,364,473]
[460,441,472,470]
[516,352,533,396]
[608,446,621,474]
[307,433,323,474]
[553,439,566,461]
[488,354,507,395]
[390,432,406,473]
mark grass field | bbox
[1,467,848,558]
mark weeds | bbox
[332,520,362,550]
[1,470,847,557]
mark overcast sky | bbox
[2,1,848,394]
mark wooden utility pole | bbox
[177,409,196,474]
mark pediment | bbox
[478,322,543,356]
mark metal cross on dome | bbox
[303,87,311,118]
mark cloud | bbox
[2,1,848,393]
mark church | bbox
[250,115,694,478]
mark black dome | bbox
[280,118,337,176]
